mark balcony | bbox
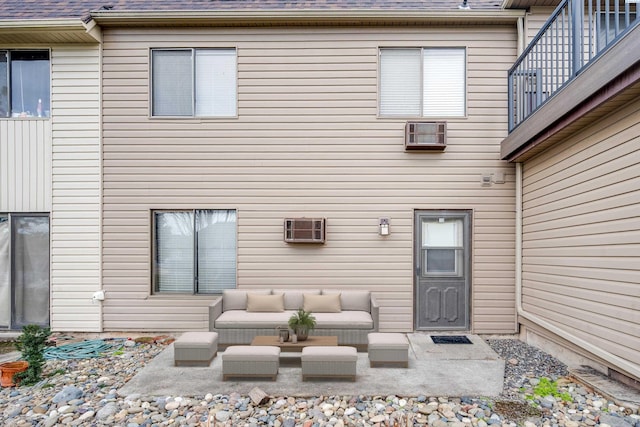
[508,0,639,132]
[502,0,640,160]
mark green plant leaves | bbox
[15,324,51,386]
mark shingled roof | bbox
[0,0,504,22]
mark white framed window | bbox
[152,209,237,294]
[151,48,237,117]
[379,47,466,117]
[0,50,50,118]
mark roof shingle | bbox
[0,0,503,21]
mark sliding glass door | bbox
[0,216,9,328]
[12,215,50,328]
[0,214,49,329]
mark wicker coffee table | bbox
[251,335,338,352]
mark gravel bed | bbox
[486,338,569,399]
[0,336,637,427]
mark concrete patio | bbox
[118,333,506,397]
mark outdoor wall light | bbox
[379,217,390,236]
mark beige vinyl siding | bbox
[50,46,102,331]
[101,26,517,332]
[521,96,640,372]
[0,119,51,212]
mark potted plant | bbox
[13,324,51,386]
[288,309,316,341]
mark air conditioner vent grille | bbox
[284,218,326,243]
[405,121,446,150]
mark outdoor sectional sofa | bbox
[208,289,379,346]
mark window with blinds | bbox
[153,209,237,294]
[379,48,466,117]
[151,48,237,117]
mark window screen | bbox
[151,48,236,117]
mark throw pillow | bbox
[322,290,370,311]
[246,293,285,312]
[303,293,341,313]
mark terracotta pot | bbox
[0,361,29,387]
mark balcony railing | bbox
[508,0,639,131]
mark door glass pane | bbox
[12,215,49,328]
[0,216,9,327]
[422,218,462,247]
[422,217,463,277]
[196,210,236,294]
[426,249,455,273]
[154,212,194,293]
[424,248,463,276]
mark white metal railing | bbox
[508,0,639,131]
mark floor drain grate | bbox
[431,335,472,344]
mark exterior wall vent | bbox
[284,218,326,243]
[405,121,446,150]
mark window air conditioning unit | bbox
[405,121,446,150]
[284,218,326,243]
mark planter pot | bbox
[295,328,310,341]
[0,361,29,387]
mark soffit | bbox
[502,0,560,9]
[0,20,100,44]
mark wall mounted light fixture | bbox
[379,217,390,236]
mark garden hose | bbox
[44,338,125,360]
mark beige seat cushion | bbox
[215,310,373,330]
[367,332,409,349]
[222,345,280,361]
[174,331,218,348]
[313,312,373,329]
[215,310,293,328]
[301,346,357,361]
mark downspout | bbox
[515,160,640,379]
[84,19,104,332]
[517,16,524,56]
[514,17,524,333]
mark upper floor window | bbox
[151,48,237,117]
[379,48,466,117]
[0,50,50,118]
